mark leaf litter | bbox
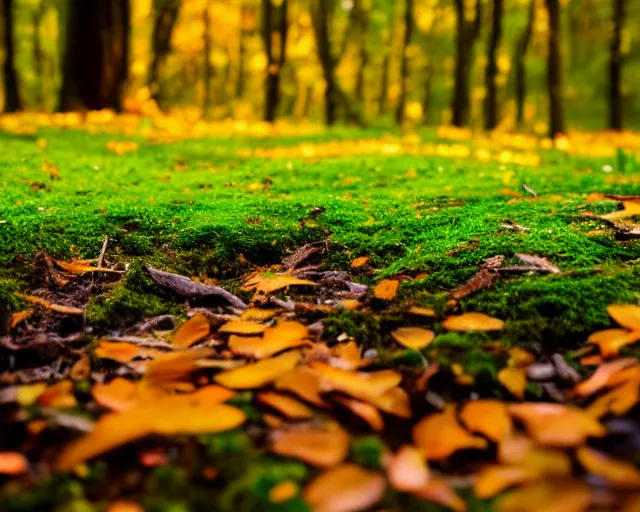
[3,241,640,512]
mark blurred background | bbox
[1,0,639,135]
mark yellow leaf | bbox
[17,383,47,407]
[70,354,91,381]
[373,279,399,300]
[498,479,591,512]
[387,445,430,492]
[145,348,216,384]
[408,306,436,317]
[498,367,527,399]
[241,308,278,321]
[271,423,350,468]
[391,327,435,350]
[229,321,311,359]
[244,274,317,294]
[54,260,121,275]
[574,358,637,397]
[303,464,386,512]
[474,465,537,499]
[218,319,267,335]
[95,341,141,364]
[15,293,84,315]
[459,400,512,442]
[607,304,640,331]
[172,314,210,348]
[215,351,301,389]
[442,313,504,331]
[498,435,571,476]
[602,201,640,220]
[275,366,329,407]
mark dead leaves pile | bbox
[3,258,640,512]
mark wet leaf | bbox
[442,313,504,332]
[271,423,350,468]
[303,463,386,512]
[54,260,121,275]
[391,327,435,350]
[275,366,329,407]
[215,351,301,389]
[387,445,430,492]
[373,279,399,300]
[459,400,512,442]
[508,404,606,447]
[172,313,210,348]
[413,406,488,460]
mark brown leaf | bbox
[333,396,384,431]
[452,268,497,300]
[514,253,561,274]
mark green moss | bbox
[350,436,387,470]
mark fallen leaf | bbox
[275,366,329,407]
[0,452,28,475]
[241,308,278,321]
[498,479,591,512]
[257,391,314,419]
[585,379,639,418]
[15,293,84,315]
[70,354,91,381]
[515,253,561,274]
[408,306,436,317]
[498,435,572,476]
[413,406,488,460]
[459,400,512,442]
[145,348,216,384]
[229,321,311,359]
[215,351,301,389]
[387,445,430,492]
[602,201,640,221]
[244,274,317,294]
[441,313,504,332]
[391,327,435,350]
[331,341,372,370]
[17,383,47,407]
[38,380,77,408]
[54,259,121,275]
[351,256,370,268]
[587,329,640,357]
[269,480,299,503]
[498,367,527,399]
[10,310,32,329]
[370,386,413,418]
[172,314,210,348]
[474,465,537,499]
[413,478,467,512]
[577,446,640,489]
[271,423,349,468]
[303,463,386,512]
[574,358,637,396]
[373,279,399,300]
[218,319,267,335]
[607,304,640,331]
[95,341,141,364]
[507,403,605,447]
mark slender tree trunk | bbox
[59,0,130,112]
[545,0,565,137]
[514,0,534,127]
[33,5,46,108]
[203,2,213,118]
[396,0,414,125]
[262,0,289,122]
[353,0,369,105]
[379,52,390,115]
[609,0,625,131]
[421,63,434,124]
[310,0,364,126]
[451,0,481,127]
[484,0,503,130]
[148,0,180,107]
[237,3,250,99]
[2,0,21,112]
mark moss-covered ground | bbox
[1,124,640,510]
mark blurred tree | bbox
[396,0,414,125]
[237,1,258,99]
[513,0,534,128]
[59,0,130,111]
[203,1,213,118]
[351,0,369,106]
[149,0,181,107]
[2,0,21,112]
[484,0,503,130]
[609,0,626,130]
[262,0,289,122]
[310,0,364,125]
[451,0,481,127]
[545,0,565,136]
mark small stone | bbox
[526,363,556,381]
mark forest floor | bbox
[1,115,640,512]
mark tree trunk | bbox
[514,0,534,127]
[396,0,414,125]
[451,0,481,127]
[310,0,364,126]
[484,0,503,130]
[148,0,180,107]
[2,0,21,112]
[33,5,46,107]
[203,2,213,118]
[262,0,289,122]
[59,0,130,112]
[609,0,625,131]
[353,0,369,105]
[545,0,565,137]
[379,52,390,115]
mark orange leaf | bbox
[351,256,370,268]
[95,340,141,364]
[15,293,84,315]
[391,327,435,350]
[303,464,386,512]
[574,358,637,396]
[218,319,267,335]
[275,366,329,407]
[387,445,430,492]
[474,465,537,499]
[10,310,32,328]
[370,386,413,418]
[145,348,216,384]
[331,341,373,370]
[602,201,640,221]
[107,501,144,512]
[498,435,572,476]
[459,400,512,442]
[269,481,299,503]
[70,354,91,381]
[93,378,143,412]
[408,306,436,317]
[0,452,28,475]
[508,403,605,447]
[587,329,640,357]
[442,313,504,332]
[585,379,639,418]
[172,314,210,348]
[215,351,301,389]
[54,259,121,275]
[373,279,399,300]
[229,321,311,359]
[38,380,77,408]
[607,304,640,330]
[498,479,591,512]
[334,396,384,431]
[241,308,278,321]
[498,367,527,399]
[257,391,314,420]
[577,447,640,489]
[413,406,488,460]
[271,423,350,468]
[413,478,467,512]
[244,274,317,294]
